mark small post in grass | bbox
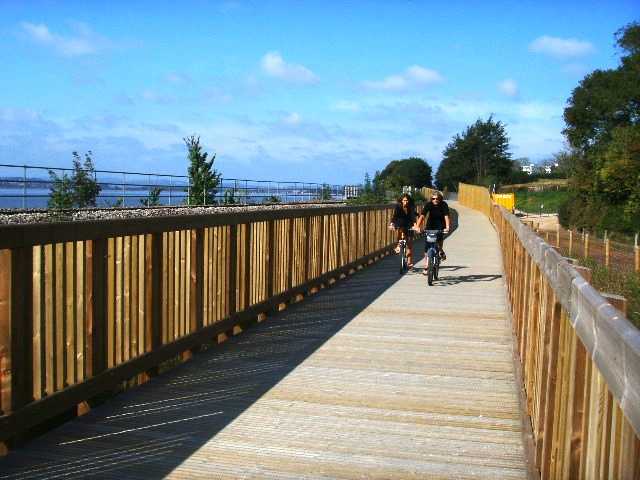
[635,233,639,273]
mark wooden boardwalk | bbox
[0,203,531,479]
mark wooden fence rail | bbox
[459,182,640,479]
[0,204,395,448]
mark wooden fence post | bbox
[569,230,573,257]
[556,225,560,248]
[604,238,610,268]
[6,248,34,416]
[584,233,590,259]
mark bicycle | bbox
[389,223,411,274]
[424,229,444,286]
[398,238,408,274]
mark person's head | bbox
[430,192,444,204]
[398,193,413,209]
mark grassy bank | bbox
[514,190,568,214]
[579,258,640,329]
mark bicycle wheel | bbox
[427,251,435,286]
[399,244,406,273]
[434,257,439,280]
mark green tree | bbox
[376,157,433,191]
[435,116,511,190]
[48,151,101,209]
[563,22,640,154]
[264,195,282,203]
[318,183,332,201]
[140,187,163,206]
[348,172,386,205]
[185,135,221,205]
[71,151,101,207]
[222,189,237,204]
[47,171,74,209]
[559,22,640,233]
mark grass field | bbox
[514,190,568,214]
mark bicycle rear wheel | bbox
[400,244,407,273]
[434,257,439,280]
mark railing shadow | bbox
[0,252,403,479]
[431,274,502,286]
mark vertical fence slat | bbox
[91,238,107,378]
[151,233,163,351]
[267,220,274,298]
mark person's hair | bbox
[397,193,414,210]
[430,191,444,201]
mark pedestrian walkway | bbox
[0,203,531,479]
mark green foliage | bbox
[185,135,221,205]
[264,195,282,203]
[222,189,237,204]
[560,23,640,234]
[375,157,432,195]
[563,22,639,154]
[435,116,511,190]
[104,197,124,208]
[71,152,101,207]
[140,187,163,206]
[47,171,74,209]
[347,172,387,205]
[318,183,332,201]
[48,151,101,209]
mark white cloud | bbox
[20,21,108,57]
[331,100,361,112]
[363,65,443,92]
[282,112,302,125]
[165,72,191,84]
[260,51,319,84]
[529,35,594,59]
[498,78,518,97]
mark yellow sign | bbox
[492,193,515,211]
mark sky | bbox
[0,1,638,184]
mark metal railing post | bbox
[22,165,27,209]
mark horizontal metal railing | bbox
[0,163,350,208]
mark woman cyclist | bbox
[389,193,417,268]
[416,191,450,272]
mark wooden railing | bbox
[0,204,395,447]
[459,182,640,479]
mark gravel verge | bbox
[0,202,353,226]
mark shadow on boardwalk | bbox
[0,252,403,480]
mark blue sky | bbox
[1,1,637,183]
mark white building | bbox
[521,164,535,175]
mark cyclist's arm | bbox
[415,214,425,230]
[444,215,450,233]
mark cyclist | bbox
[416,191,450,271]
[389,193,417,268]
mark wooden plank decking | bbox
[0,203,531,479]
